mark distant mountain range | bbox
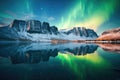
[0,19,98,41]
[97,27,120,41]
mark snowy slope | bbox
[0,19,98,41]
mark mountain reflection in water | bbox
[0,42,98,64]
[97,44,120,53]
[0,42,120,80]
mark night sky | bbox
[0,0,120,34]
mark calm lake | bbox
[0,42,120,80]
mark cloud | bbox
[0,24,4,27]
[48,17,55,21]
[23,13,36,19]
[2,17,13,24]
[0,21,6,25]
[0,21,6,27]
[0,18,12,27]
[5,10,17,18]
[17,12,38,20]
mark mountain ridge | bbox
[96,27,120,41]
[0,19,98,41]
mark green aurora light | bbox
[57,52,111,80]
[0,0,120,32]
[58,0,119,30]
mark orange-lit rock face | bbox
[97,44,120,53]
[102,27,120,35]
[97,33,120,40]
[27,25,30,31]
[97,27,120,40]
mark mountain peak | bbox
[0,19,98,41]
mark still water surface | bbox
[0,42,120,80]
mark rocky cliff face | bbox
[0,19,98,41]
[10,19,27,32]
[27,20,41,33]
[27,20,59,35]
[97,27,120,40]
[60,27,98,39]
[102,27,120,35]
[0,20,31,40]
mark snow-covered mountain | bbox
[0,19,98,41]
[60,27,98,40]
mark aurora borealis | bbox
[57,52,111,80]
[0,0,120,34]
